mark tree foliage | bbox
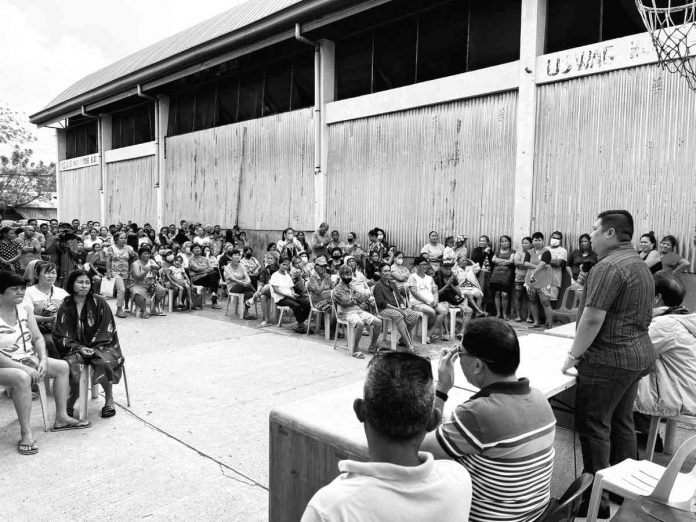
[0,102,36,146]
[0,147,56,210]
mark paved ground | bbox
[1,299,694,520]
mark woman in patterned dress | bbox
[0,227,22,273]
[105,232,135,318]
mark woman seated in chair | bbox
[223,248,255,319]
[189,244,222,309]
[53,269,124,419]
[0,271,90,456]
[22,261,69,359]
[128,245,167,319]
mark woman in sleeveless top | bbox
[0,271,90,456]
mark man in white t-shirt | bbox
[270,258,310,333]
[301,351,472,522]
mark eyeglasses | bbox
[456,345,496,365]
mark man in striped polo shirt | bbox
[422,318,556,522]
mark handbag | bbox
[100,277,115,297]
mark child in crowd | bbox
[166,255,192,310]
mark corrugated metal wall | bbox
[326,93,518,255]
[105,156,157,225]
[58,165,101,221]
[533,64,696,265]
[164,108,314,229]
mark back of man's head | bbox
[362,352,435,441]
[597,210,634,242]
[462,317,520,376]
[654,272,685,307]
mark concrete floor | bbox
[1,301,695,520]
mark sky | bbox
[0,0,248,164]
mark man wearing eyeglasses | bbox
[421,318,556,522]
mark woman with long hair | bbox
[53,269,124,419]
[567,233,598,284]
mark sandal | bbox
[116,312,127,319]
[153,312,167,317]
[140,314,150,319]
[17,441,38,455]
[101,405,116,418]
[351,352,365,359]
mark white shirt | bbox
[407,273,435,306]
[269,271,294,304]
[23,285,69,316]
[301,452,471,522]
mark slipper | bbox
[351,352,365,359]
[116,312,127,319]
[101,405,116,418]
[153,312,167,317]
[140,314,150,319]
[17,441,38,455]
[52,420,92,431]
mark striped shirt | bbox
[436,379,556,522]
[578,243,656,371]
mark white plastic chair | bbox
[307,293,332,340]
[226,293,246,319]
[331,295,357,356]
[646,414,696,462]
[405,286,429,344]
[585,434,696,522]
[78,363,131,421]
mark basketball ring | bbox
[636,0,696,89]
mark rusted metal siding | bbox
[533,64,696,267]
[58,165,101,221]
[325,93,518,255]
[105,157,157,225]
[164,108,314,229]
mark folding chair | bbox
[585,434,696,522]
[78,363,131,421]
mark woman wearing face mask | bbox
[105,232,135,318]
[278,228,304,259]
[567,234,598,286]
[343,232,364,267]
[241,247,261,286]
[490,235,516,321]
[368,228,387,262]
[546,231,568,304]
[390,251,411,293]
[328,247,344,275]
[246,253,279,326]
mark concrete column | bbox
[98,114,112,226]
[512,0,546,244]
[156,96,170,230]
[317,39,335,227]
[56,128,67,222]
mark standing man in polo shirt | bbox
[561,209,655,519]
[422,318,556,522]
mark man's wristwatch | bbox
[435,389,449,402]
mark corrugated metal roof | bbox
[43,0,305,110]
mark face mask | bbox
[550,239,561,247]
[245,253,252,258]
[395,258,403,265]
[377,234,384,241]
[348,237,354,243]
[340,276,353,285]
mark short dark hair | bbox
[597,210,634,242]
[0,271,26,294]
[462,317,520,376]
[138,245,152,257]
[279,257,291,265]
[379,262,391,272]
[641,231,657,249]
[654,273,685,307]
[532,232,544,241]
[229,249,241,257]
[551,231,563,240]
[65,269,93,298]
[363,352,434,441]
[413,255,428,266]
[661,235,678,250]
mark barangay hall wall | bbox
[43,0,695,270]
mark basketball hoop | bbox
[635,0,696,89]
